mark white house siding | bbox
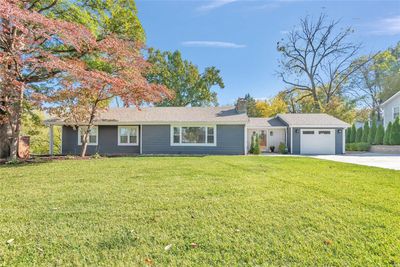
[383,93,400,128]
[247,128,286,153]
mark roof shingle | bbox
[47,106,248,125]
[277,113,349,127]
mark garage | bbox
[300,129,335,155]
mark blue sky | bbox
[136,0,400,105]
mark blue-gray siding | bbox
[289,127,344,154]
[142,125,245,155]
[62,125,140,155]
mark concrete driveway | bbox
[311,153,400,170]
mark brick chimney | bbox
[236,98,247,114]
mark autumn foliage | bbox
[0,0,170,159]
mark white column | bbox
[244,125,247,155]
[49,125,54,156]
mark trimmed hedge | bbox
[346,142,371,151]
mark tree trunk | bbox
[80,129,90,157]
[8,87,25,160]
[9,134,18,160]
[0,124,11,158]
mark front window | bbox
[394,106,399,120]
[78,126,98,145]
[118,126,138,146]
[172,126,216,146]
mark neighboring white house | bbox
[381,91,400,128]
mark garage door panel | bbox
[300,129,335,155]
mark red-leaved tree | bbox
[48,38,171,157]
[0,0,97,160]
[0,0,170,159]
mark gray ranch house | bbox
[381,91,400,128]
[46,104,349,156]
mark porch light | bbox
[295,129,299,133]
[338,129,342,133]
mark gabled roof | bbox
[277,113,349,128]
[247,117,286,128]
[381,91,400,107]
[46,106,248,125]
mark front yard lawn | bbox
[0,156,399,266]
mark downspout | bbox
[290,127,293,154]
[139,124,143,155]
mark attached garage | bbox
[276,114,349,155]
[300,129,335,155]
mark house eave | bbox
[381,91,400,107]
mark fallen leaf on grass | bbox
[164,244,172,251]
[191,243,198,248]
[324,239,333,246]
[6,239,14,246]
[144,258,153,265]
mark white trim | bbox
[117,126,139,146]
[285,127,288,146]
[246,126,287,129]
[381,91,400,107]
[284,124,349,128]
[60,126,63,155]
[393,106,400,120]
[77,126,98,146]
[49,125,54,155]
[244,124,247,155]
[290,127,293,154]
[48,121,247,126]
[342,129,345,154]
[170,124,217,146]
[139,125,143,154]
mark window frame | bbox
[78,126,98,146]
[393,106,400,120]
[170,124,217,146]
[118,126,139,146]
[318,130,331,135]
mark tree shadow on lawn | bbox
[97,228,140,250]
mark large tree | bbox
[346,45,399,120]
[277,14,367,110]
[254,93,288,118]
[34,0,145,43]
[0,0,147,159]
[0,0,99,160]
[47,39,170,157]
[146,49,224,107]
[0,0,167,159]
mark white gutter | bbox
[290,127,293,154]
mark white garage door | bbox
[300,129,335,155]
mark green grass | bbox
[0,156,399,266]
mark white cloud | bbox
[368,16,400,35]
[182,41,246,48]
[251,2,280,11]
[197,0,237,11]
